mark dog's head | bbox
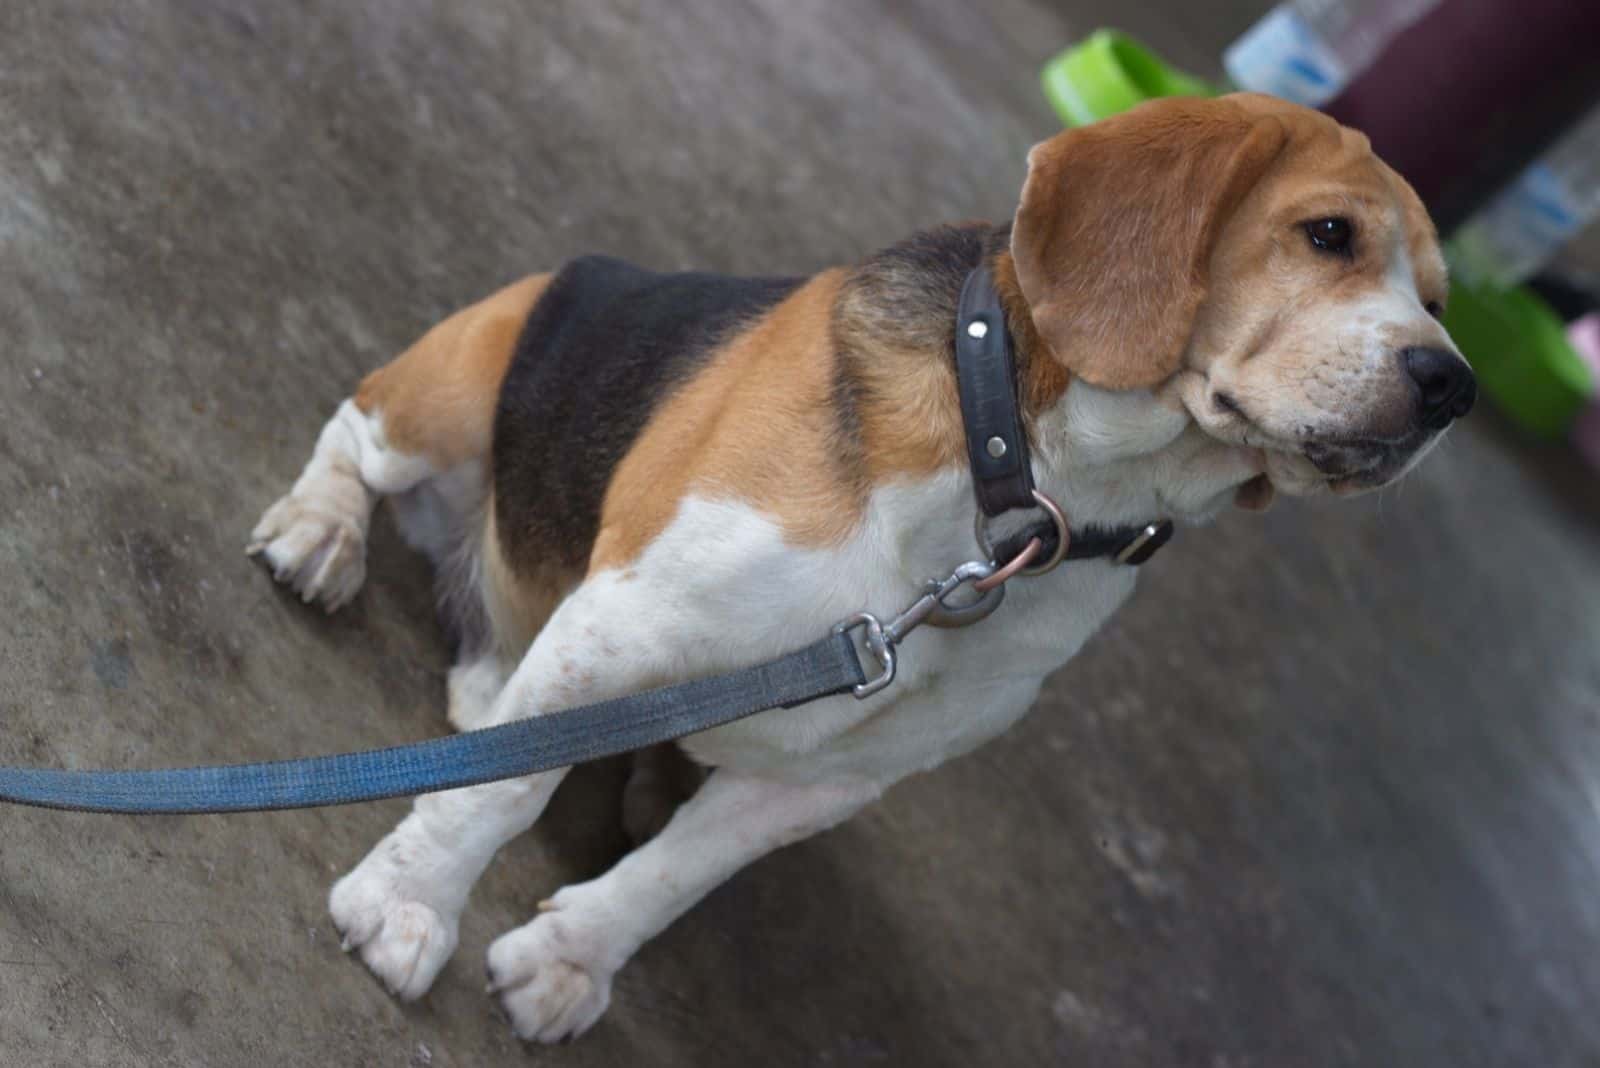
[1012,93,1471,498]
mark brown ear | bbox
[1011,97,1288,390]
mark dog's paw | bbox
[329,860,458,1001]
[248,493,366,611]
[486,908,615,1043]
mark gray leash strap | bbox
[0,632,865,815]
[0,547,1030,815]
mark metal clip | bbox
[835,612,896,698]
[921,560,1007,630]
[835,561,1006,699]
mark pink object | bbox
[1567,314,1600,471]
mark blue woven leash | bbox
[0,539,1038,815]
[0,632,865,814]
[0,539,1041,815]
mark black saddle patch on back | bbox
[493,255,803,572]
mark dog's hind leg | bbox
[249,274,549,612]
[247,397,393,611]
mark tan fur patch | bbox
[1387,163,1448,310]
[828,242,1069,486]
[591,270,865,572]
[586,250,1073,574]
[355,274,551,468]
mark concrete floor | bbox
[2,2,1599,1065]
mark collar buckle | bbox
[1112,520,1175,566]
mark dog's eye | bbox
[1305,217,1353,254]
[1424,300,1444,320]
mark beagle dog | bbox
[248,94,1473,1042]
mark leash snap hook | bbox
[836,559,1006,699]
[922,560,1006,629]
[883,560,1005,643]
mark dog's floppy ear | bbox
[1011,97,1288,390]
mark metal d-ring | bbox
[973,489,1069,579]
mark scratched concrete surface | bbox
[3,2,1600,1066]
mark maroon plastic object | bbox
[1323,0,1600,233]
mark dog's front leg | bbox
[486,768,881,1042]
[326,571,684,1001]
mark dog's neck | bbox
[834,224,1264,541]
[984,239,1264,528]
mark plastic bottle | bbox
[1224,0,1443,109]
[1449,105,1600,289]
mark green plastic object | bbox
[1041,29,1219,128]
[1442,279,1595,438]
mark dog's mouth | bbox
[1303,438,1384,476]
[1239,424,1433,497]
[1301,433,1431,494]
[1190,385,1440,497]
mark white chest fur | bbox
[669,485,1140,782]
[666,383,1260,784]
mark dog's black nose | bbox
[1403,346,1476,429]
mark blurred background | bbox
[0,2,1597,1065]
